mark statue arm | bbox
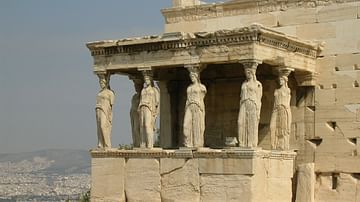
[155,87,160,116]
[201,84,207,94]
[110,91,115,106]
[239,83,246,103]
[286,89,292,132]
[256,83,263,119]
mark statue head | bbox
[277,68,293,87]
[186,65,201,84]
[279,75,288,87]
[244,67,256,81]
[98,73,109,90]
[144,75,153,87]
[141,70,154,87]
[189,72,199,84]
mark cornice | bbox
[161,0,360,24]
[90,148,296,160]
[86,24,319,59]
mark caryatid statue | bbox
[238,61,263,148]
[138,71,160,149]
[183,66,207,147]
[95,73,115,149]
[270,68,293,150]
[129,77,143,147]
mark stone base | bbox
[90,148,296,202]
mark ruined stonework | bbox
[87,0,360,201]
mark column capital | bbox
[277,67,294,77]
[184,63,206,73]
[239,59,262,69]
[137,66,152,72]
[137,67,154,79]
[95,71,112,84]
[94,70,107,76]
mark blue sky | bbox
[0,0,174,153]
[0,0,222,153]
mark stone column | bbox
[129,75,143,148]
[158,81,173,148]
[95,72,115,149]
[238,60,262,148]
[183,64,207,148]
[270,67,293,150]
[138,68,160,149]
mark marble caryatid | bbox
[95,73,115,149]
[238,62,263,148]
[130,77,143,147]
[270,68,293,150]
[138,71,160,149]
[183,66,207,147]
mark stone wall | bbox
[90,149,295,202]
[162,1,360,201]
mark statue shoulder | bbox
[200,83,206,89]
[154,86,160,95]
[256,81,262,88]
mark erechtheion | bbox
[87,0,360,201]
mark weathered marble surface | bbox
[95,74,115,149]
[90,149,296,202]
[87,1,360,201]
[91,157,125,202]
[161,159,200,202]
[125,159,161,202]
[238,62,262,148]
[138,72,160,149]
[296,163,315,202]
[183,67,207,147]
[270,68,292,150]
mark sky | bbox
[0,0,222,153]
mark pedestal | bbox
[90,148,296,202]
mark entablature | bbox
[86,24,321,75]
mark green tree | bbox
[79,190,90,202]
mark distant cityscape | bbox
[0,150,90,201]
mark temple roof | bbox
[86,24,322,75]
[87,24,320,57]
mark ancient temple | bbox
[87,0,360,202]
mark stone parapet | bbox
[90,147,296,159]
[162,0,360,24]
[90,148,296,202]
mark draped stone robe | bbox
[138,85,160,148]
[238,80,262,148]
[270,87,291,150]
[183,83,207,147]
[96,88,115,148]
